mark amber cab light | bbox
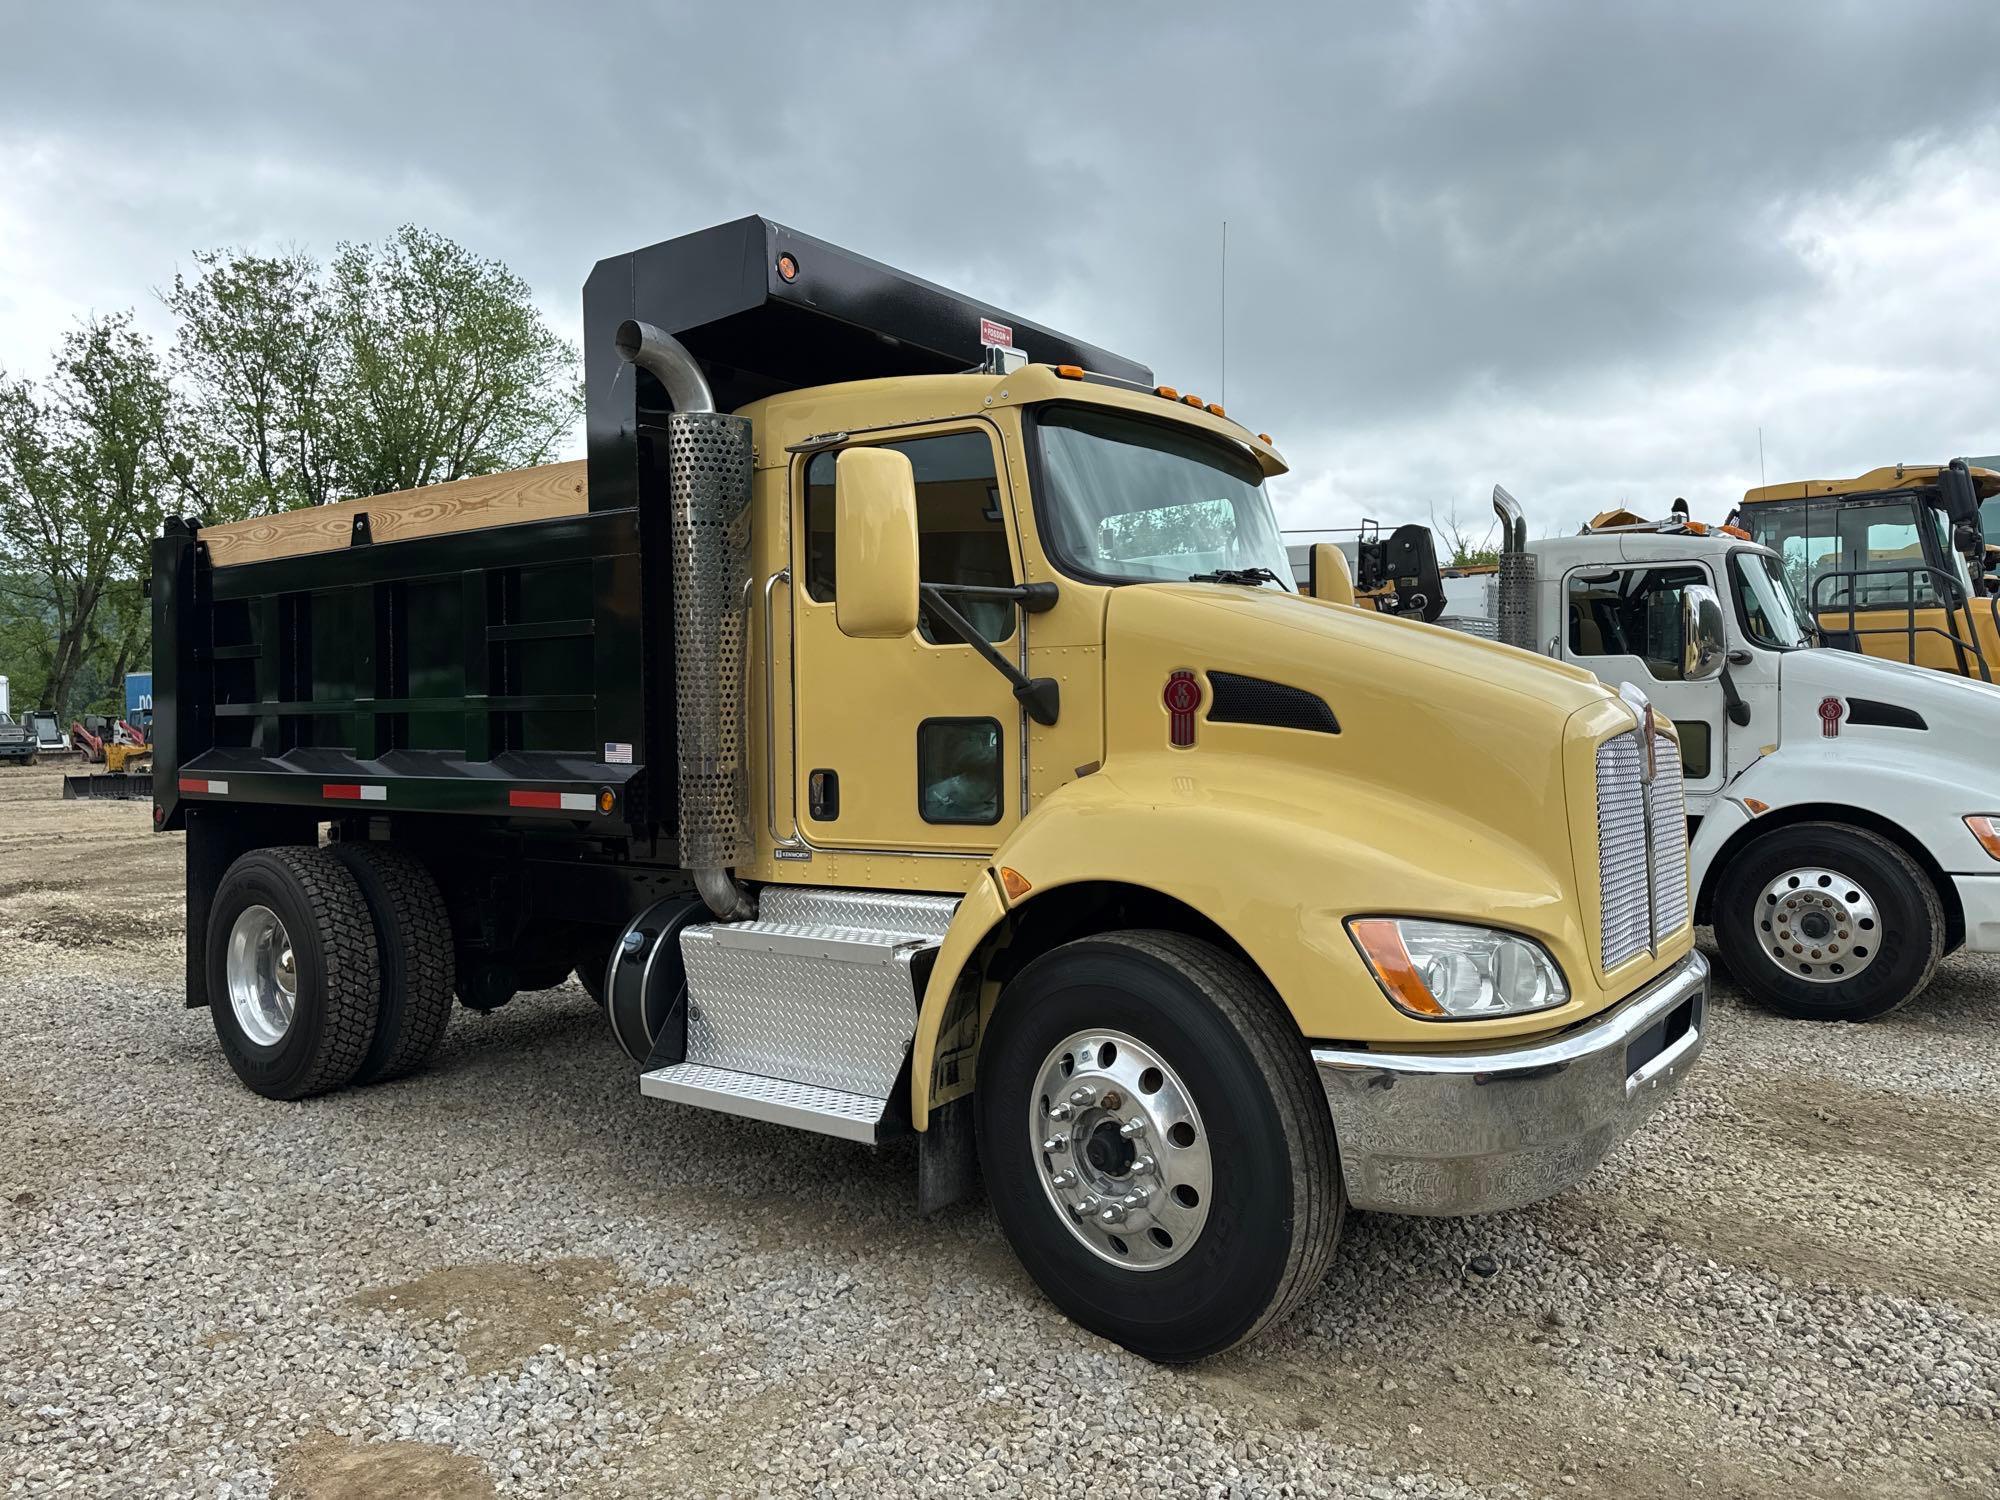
[1967,816,2000,861]
[1055,364,1084,380]
[1347,919,1446,1018]
[1205,402,1226,417]
[1181,393,1205,408]
[1155,385,1180,400]
[1257,432,1274,445]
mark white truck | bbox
[1318,489,2000,1021]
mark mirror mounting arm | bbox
[918,584,1061,726]
[1720,666,1751,726]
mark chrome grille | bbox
[1649,730,1691,936]
[1596,733,1653,970]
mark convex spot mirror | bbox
[834,447,920,639]
[1682,583,1727,681]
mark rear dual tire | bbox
[207,843,454,1099]
[977,930,1344,1362]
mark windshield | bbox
[1742,495,1972,612]
[1731,551,1808,649]
[1032,406,1292,587]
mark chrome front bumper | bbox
[1311,949,1707,1216]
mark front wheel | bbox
[1713,821,1943,1022]
[977,930,1343,1362]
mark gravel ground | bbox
[1,759,1995,1498]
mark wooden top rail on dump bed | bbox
[196,461,589,567]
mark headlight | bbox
[1347,918,1568,1021]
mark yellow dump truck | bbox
[1736,460,2000,678]
[153,217,1705,1360]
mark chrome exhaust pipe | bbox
[1492,484,1537,652]
[616,321,755,922]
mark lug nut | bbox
[1042,1136,1069,1154]
[1069,1085,1097,1107]
[1047,1102,1074,1122]
[1119,1117,1147,1138]
[1132,1155,1156,1174]
[1098,1205,1127,1225]
[1050,1170,1076,1188]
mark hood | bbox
[1101,583,1619,869]
[1778,646,2000,747]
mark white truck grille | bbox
[1596,728,1692,970]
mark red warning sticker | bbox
[979,317,1013,349]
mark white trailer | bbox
[1319,489,2000,1021]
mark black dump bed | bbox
[152,217,1147,845]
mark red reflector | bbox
[324,784,360,800]
[509,789,564,809]
[1165,670,1201,748]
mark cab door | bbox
[1561,561,1727,803]
[788,421,1026,853]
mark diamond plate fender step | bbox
[640,1062,895,1143]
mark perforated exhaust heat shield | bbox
[667,410,755,873]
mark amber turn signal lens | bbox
[776,253,799,282]
[1347,918,1447,1018]
[1966,815,2000,861]
[998,866,1033,902]
[1055,364,1084,380]
[597,787,617,815]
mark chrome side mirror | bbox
[1682,584,1727,681]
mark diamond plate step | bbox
[640,1062,893,1143]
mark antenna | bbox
[1219,220,1228,408]
[1758,426,1766,486]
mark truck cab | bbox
[1735,460,2000,679]
[1432,491,2000,1022]
[153,218,1706,1360]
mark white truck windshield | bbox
[1034,406,1292,587]
[1732,551,1808,649]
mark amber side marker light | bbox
[1966,815,2000,861]
[597,787,617,816]
[776,252,799,282]
[1742,797,1771,815]
[998,866,1033,901]
[1347,918,1447,1018]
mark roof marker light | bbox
[1181,394,1204,408]
[1055,364,1084,380]
[1257,432,1274,445]
[1205,402,1226,417]
[1155,385,1180,400]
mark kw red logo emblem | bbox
[1818,696,1844,738]
[1164,670,1202,748]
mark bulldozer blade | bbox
[62,771,154,801]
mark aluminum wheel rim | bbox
[1029,1028,1212,1271]
[1757,866,1879,984]
[226,904,298,1046]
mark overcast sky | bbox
[5,2,1999,544]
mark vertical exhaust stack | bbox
[1492,485,1537,652]
[618,319,757,921]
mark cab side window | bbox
[803,431,1015,643]
[1567,566,1709,681]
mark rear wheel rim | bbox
[1029,1028,1212,1271]
[227,904,298,1046]
[1756,866,1878,984]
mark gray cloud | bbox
[5,1,1999,538]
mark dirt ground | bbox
[1,759,1995,1498]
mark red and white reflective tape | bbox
[178,777,229,795]
[322,783,387,802]
[509,789,596,812]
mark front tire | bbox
[977,930,1342,1362]
[1713,821,1943,1022]
[206,847,380,1099]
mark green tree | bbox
[0,314,182,719]
[165,246,338,518]
[327,226,579,497]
